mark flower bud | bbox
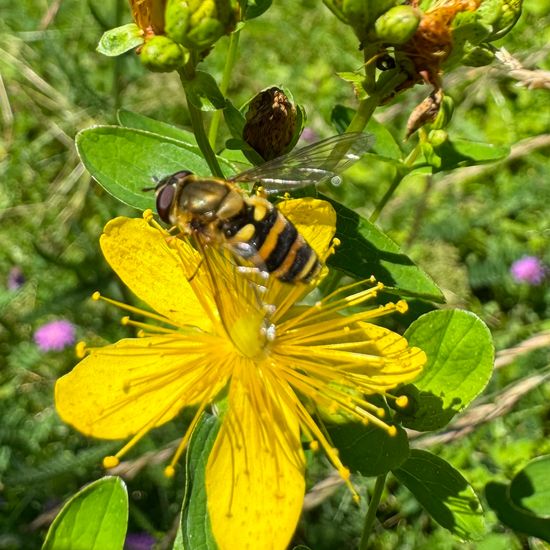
[140,35,188,72]
[165,0,239,51]
[374,5,421,44]
[432,95,454,130]
[242,87,297,161]
[476,0,522,40]
[461,43,495,67]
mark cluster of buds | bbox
[131,0,240,71]
[325,0,522,133]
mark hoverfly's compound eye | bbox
[156,184,176,223]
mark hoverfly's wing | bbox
[229,132,373,194]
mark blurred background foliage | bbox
[1,0,549,548]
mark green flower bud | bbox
[243,87,297,161]
[461,43,495,66]
[432,95,454,130]
[476,0,523,40]
[165,0,239,50]
[323,0,398,42]
[429,129,449,148]
[374,5,421,44]
[140,35,187,72]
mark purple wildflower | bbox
[124,533,156,550]
[7,267,25,290]
[510,256,546,285]
[34,320,76,351]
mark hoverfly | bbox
[153,132,371,283]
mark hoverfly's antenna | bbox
[142,175,160,192]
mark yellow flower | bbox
[55,198,426,550]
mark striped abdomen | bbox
[221,198,321,283]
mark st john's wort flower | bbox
[34,320,76,352]
[55,198,426,550]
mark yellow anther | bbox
[92,291,101,301]
[387,426,397,437]
[121,316,130,326]
[376,407,386,418]
[164,465,176,478]
[396,395,409,408]
[103,456,120,469]
[143,209,154,221]
[396,300,408,313]
[75,341,87,359]
[309,441,320,452]
[332,237,341,247]
[137,329,146,338]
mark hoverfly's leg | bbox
[187,257,204,282]
[251,184,268,198]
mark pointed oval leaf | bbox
[328,421,409,477]
[509,455,550,518]
[486,482,550,543]
[76,126,233,210]
[394,449,485,540]
[185,71,226,112]
[97,24,144,56]
[398,309,494,431]
[117,109,197,145]
[42,476,128,550]
[177,414,221,550]
[323,196,444,302]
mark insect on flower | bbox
[152,132,371,283]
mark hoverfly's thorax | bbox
[178,179,244,221]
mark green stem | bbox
[208,30,241,148]
[178,69,224,178]
[369,133,422,223]
[112,0,124,115]
[359,473,387,550]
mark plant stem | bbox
[358,473,387,550]
[369,132,422,223]
[112,0,124,115]
[208,30,241,148]
[178,69,224,178]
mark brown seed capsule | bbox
[242,87,297,161]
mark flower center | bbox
[228,312,272,359]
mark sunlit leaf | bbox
[178,414,221,549]
[486,482,550,542]
[117,109,197,145]
[42,477,128,550]
[394,450,486,540]
[324,196,444,302]
[398,309,494,431]
[509,455,550,518]
[76,126,234,210]
[97,24,144,56]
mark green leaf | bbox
[117,109,197,145]
[223,100,246,140]
[97,24,144,56]
[398,309,494,431]
[485,482,550,542]
[42,476,128,550]
[185,71,226,111]
[509,455,550,518]
[76,126,233,210]
[323,196,444,302]
[179,414,221,549]
[331,105,402,161]
[426,131,510,172]
[328,420,409,477]
[394,449,486,540]
[244,0,273,19]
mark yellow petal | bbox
[277,198,336,258]
[206,367,305,550]
[100,217,211,331]
[55,336,226,439]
